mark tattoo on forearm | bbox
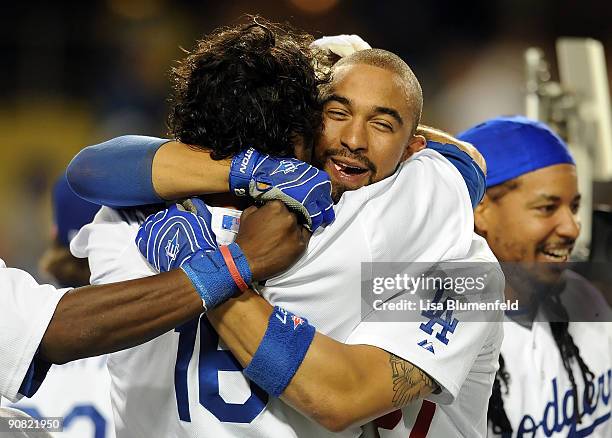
[389,353,437,408]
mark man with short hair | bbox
[69,32,503,437]
[313,49,425,202]
[458,115,612,437]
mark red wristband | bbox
[219,245,250,292]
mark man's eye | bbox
[372,121,393,132]
[570,201,580,214]
[326,109,347,118]
[535,205,557,214]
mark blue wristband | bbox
[181,243,252,310]
[244,306,316,397]
[229,148,260,197]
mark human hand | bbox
[229,148,335,232]
[235,201,311,281]
[136,198,216,273]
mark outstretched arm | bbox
[68,132,484,212]
[40,269,202,364]
[67,136,334,231]
[65,136,230,207]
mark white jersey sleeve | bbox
[0,259,71,402]
[354,148,474,263]
[71,207,157,284]
[347,272,504,406]
[342,148,486,401]
[346,235,505,405]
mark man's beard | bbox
[503,261,568,310]
[331,184,347,203]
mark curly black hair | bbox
[168,16,328,160]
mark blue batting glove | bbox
[136,198,252,310]
[136,198,217,273]
[229,148,335,232]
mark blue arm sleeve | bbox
[66,135,170,207]
[427,141,486,209]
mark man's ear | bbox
[401,135,426,162]
[474,195,491,237]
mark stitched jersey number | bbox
[174,317,268,423]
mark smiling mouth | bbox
[539,247,572,261]
[330,158,370,177]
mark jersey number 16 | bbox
[174,317,269,423]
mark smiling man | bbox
[313,51,424,201]
[67,37,501,437]
[459,116,612,437]
[465,118,579,264]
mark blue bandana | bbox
[457,115,575,188]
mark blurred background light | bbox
[107,0,166,20]
[288,0,339,14]
[1,0,612,273]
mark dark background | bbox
[1,0,611,274]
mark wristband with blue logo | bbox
[244,306,316,397]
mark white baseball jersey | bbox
[0,259,70,403]
[492,271,612,437]
[71,148,504,438]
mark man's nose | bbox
[339,118,368,153]
[555,206,580,241]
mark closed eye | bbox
[326,109,349,120]
[372,120,394,132]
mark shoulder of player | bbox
[404,148,465,181]
[462,233,499,263]
[70,206,145,258]
[363,148,471,213]
[0,265,39,288]
[406,147,447,162]
[0,265,70,305]
[560,270,612,321]
[365,149,467,202]
[105,205,162,225]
